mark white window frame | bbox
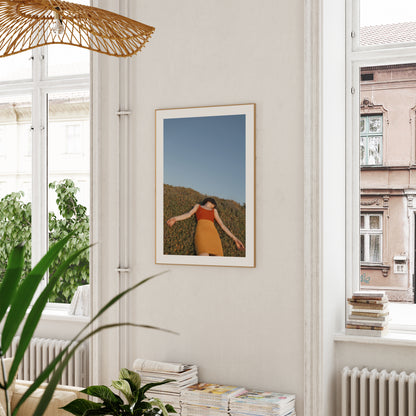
[0,46,90,306]
[360,212,383,264]
[347,0,416,330]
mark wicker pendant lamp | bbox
[0,0,155,58]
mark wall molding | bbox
[304,0,323,415]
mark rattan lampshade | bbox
[0,0,155,58]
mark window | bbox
[360,213,382,263]
[360,115,382,165]
[0,38,90,305]
[348,0,416,307]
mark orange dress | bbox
[194,205,223,256]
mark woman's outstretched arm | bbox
[214,209,245,250]
[167,204,199,227]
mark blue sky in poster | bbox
[164,114,246,204]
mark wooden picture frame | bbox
[155,104,255,267]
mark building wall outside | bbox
[360,65,416,302]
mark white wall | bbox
[122,0,305,413]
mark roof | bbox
[361,21,416,46]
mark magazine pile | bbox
[230,391,296,416]
[181,383,246,416]
[346,290,389,337]
[133,358,198,413]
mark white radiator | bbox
[342,366,416,416]
[5,336,88,387]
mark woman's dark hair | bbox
[200,197,217,208]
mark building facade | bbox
[360,64,416,302]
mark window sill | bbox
[334,331,416,347]
[40,304,90,323]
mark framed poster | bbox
[155,104,255,267]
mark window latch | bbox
[116,267,130,273]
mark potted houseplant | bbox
[62,368,177,416]
[0,234,172,416]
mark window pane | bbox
[0,51,32,82]
[47,90,90,303]
[360,0,416,46]
[47,45,90,78]
[0,95,32,283]
[369,215,380,229]
[360,118,366,133]
[360,235,365,261]
[369,235,381,262]
[367,136,381,165]
[358,65,416,300]
[360,215,365,229]
[46,0,90,77]
[369,116,382,133]
[360,137,366,164]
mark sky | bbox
[361,0,416,26]
[164,114,246,205]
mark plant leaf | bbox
[61,398,103,416]
[119,368,141,392]
[31,323,174,416]
[81,385,123,405]
[1,232,74,352]
[7,245,91,386]
[149,397,170,416]
[139,379,174,399]
[165,404,177,413]
[0,244,24,328]
[74,271,169,339]
[112,379,134,404]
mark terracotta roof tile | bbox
[361,22,416,46]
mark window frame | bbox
[360,114,383,166]
[0,46,90,307]
[360,212,383,264]
[347,0,416,327]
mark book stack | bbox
[132,358,198,413]
[346,290,390,337]
[181,383,247,416]
[230,390,296,416]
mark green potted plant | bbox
[0,234,172,416]
[62,368,177,416]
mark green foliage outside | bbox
[0,179,89,303]
[163,184,245,257]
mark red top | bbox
[196,205,215,222]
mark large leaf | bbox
[1,232,74,352]
[138,379,174,401]
[61,398,103,416]
[31,323,174,416]
[76,271,168,336]
[7,245,91,387]
[119,368,141,395]
[112,379,134,404]
[0,244,25,326]
[149,397,170,416]
[165,404,177,413]
[82,385,123,406]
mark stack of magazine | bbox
[132,358,198,413]
[230,391,296,416]
[346,290,390,337]
[181,383,246,416]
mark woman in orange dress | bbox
[167,197,244,256]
